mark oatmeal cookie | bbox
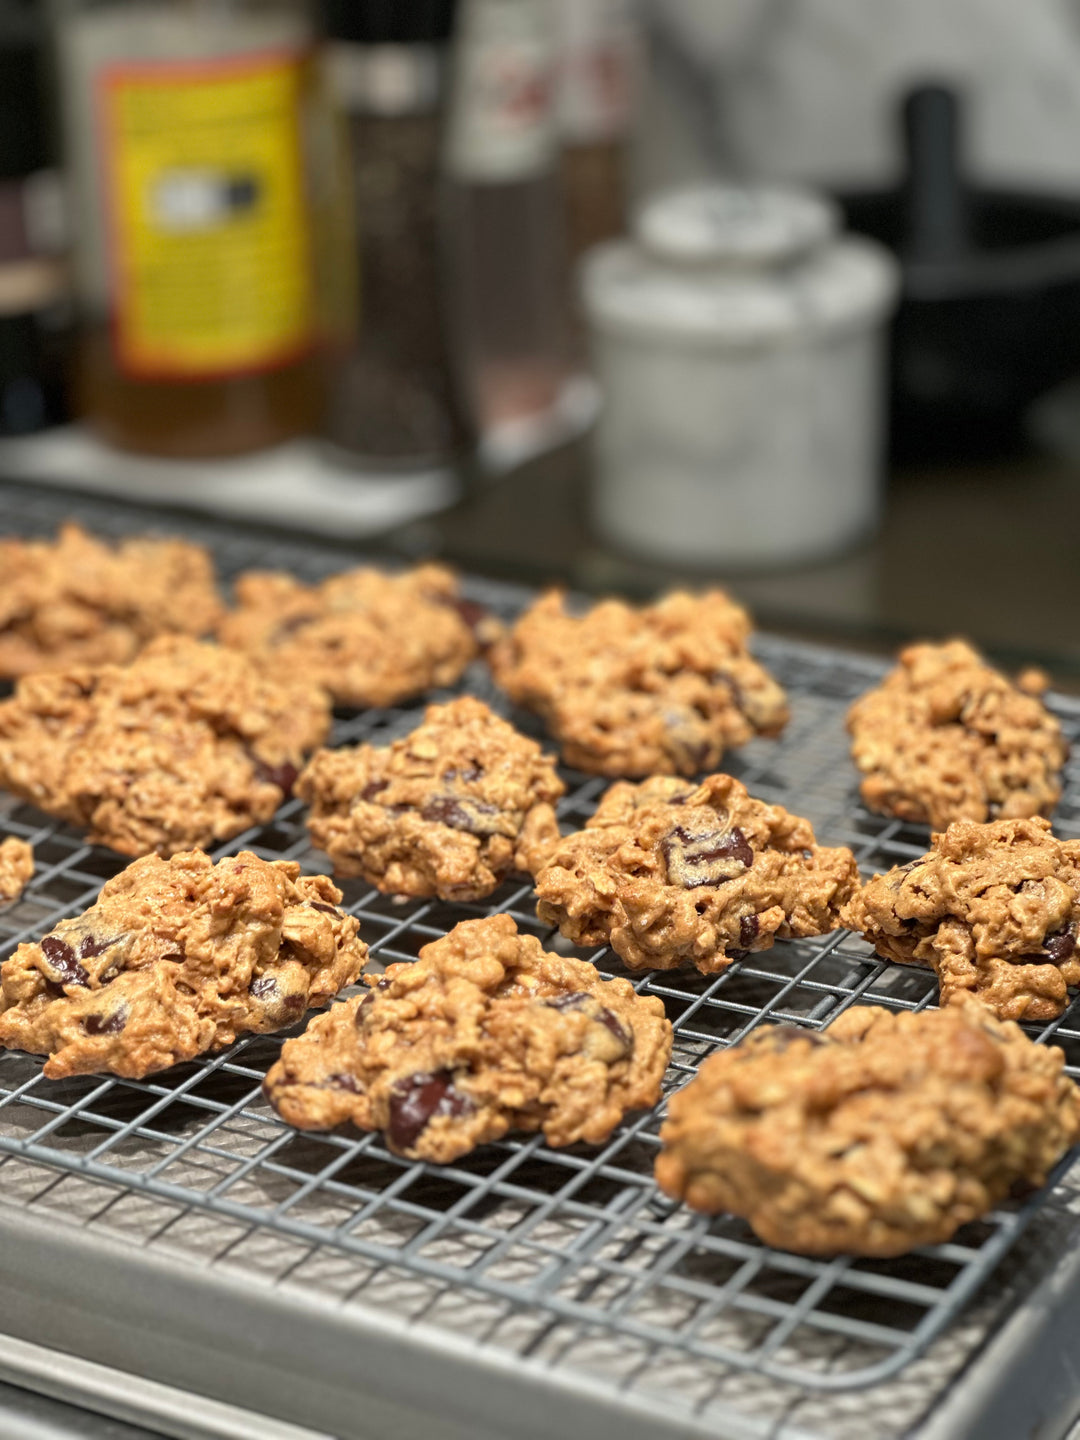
[655,1004,1080,1256]
[535,775,859,974]
[218,563,495,709]
[263,913,672,1162]
[299,697,564,901]
[488,589,789,777]
[842,817,1080,1022]
[0,850,366,1080]
[0,837,32,902]
[847,640,1067,829]
[0,523,222,678]
[0,636,331,857]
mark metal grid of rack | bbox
[1,480,1080,1436]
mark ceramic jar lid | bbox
[581,182,898,345]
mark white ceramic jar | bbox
[581,183,898,567]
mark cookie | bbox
[0,637,331,857]
[0,850,366,1080]
[0,837,32,902]
[842,817,1080,1022]
[488,589,789,777]
[299,697,564,901]
[655,1004,1080,1256]
[535,775,859,974]
[218,563,494,709]
[263,913,672,1162]
[847,640,1067,829]
[0,523,222,679]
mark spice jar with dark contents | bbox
[321,0,467,467]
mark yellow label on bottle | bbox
[102,51,315,378]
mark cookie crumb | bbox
[0,837,32,903]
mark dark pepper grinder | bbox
[321,0,470,469]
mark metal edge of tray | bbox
[914,1225,1080,1440]
[0,1200,826,1440]
[0,1337,327,1440]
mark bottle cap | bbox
[0,8,49,181]
[321,0,457,44]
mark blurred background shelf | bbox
[392,435,1080,683]
[0,425,459,538]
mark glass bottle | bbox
[50,0,330,457]
[555,0,637,264]
[321,0,466,466]
[440,0,571,441]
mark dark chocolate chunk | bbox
[1044,927,1077,964]
[39,935,89,988]
[250,975,277,999]
[387,1070,473,1152]
[661,824,754,888]
[273,613,313,641]
[328,1072,361,1093]
[360,779,388,802]
[356,991,376,1023]
[421,794,501,835]
[711,669,746,713]
[545,990,593,1013]
[739,914,759,948]
[444,596,488,636]
[756,1023,827,1051]
[444,764,482,784]
[889,859,923,891]
[309,901,340,916]
[76,934,120,960]
[83,1009,127,1036]
[544,991,631,1050]
[595,1006,632,1049]
[253,759,299,794]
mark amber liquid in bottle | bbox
[78,328,324,458]
[56,0,328,457]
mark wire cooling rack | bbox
[1,480,1080,1437]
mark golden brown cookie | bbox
[535,774,859,974]
[263,913,672,1162]
[655,1004,1080,1256]
[0,850,367,1080]
[0,837,32,902]
[299,697,564,901]
[847,640,1067,829]
[218,563,494,709]
[842,817,1080,1022]
[0,636,331,857]
[488,589,789,777]
[0,523,222,678]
